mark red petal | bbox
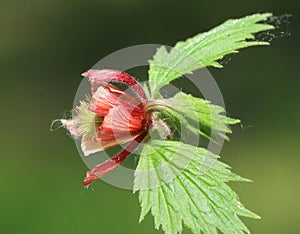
[101,105,146,132]
[88,83,142,116]
[82,69,147,102]
[97,105,147,149]
[83,98,147,153]
[83,132,147,187]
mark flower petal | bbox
[83,132,147,187]
[97,105,147,149]
[81,133,103,156]
[101,106,146,132]
[82,98,147,153]
[82,69,147,102]
[88,83,142,116]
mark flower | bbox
[61,69,149,187]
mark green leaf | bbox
[134,140,259,234]
[147,92,240,141]
[148,13,274,97]
[167,92,240,140]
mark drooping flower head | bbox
[61,69,149,187]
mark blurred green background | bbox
[1,0,299,233]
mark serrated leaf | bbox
[168,92,240,140]
[148,13,274,96]
[148,92,240,141]
[134,140,259,234]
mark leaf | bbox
[134,140,259,234]
[166,92,240,140]
[148,13,274,96]
[147,92,240,141]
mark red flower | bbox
[61,69,148,187]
